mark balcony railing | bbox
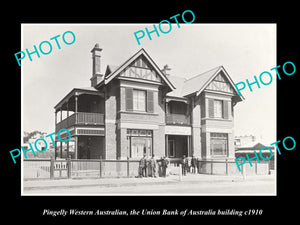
[56,112,104,131]
[166,113,190,125]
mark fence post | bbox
[242,163,246,180]
[99,157,102,178]
[255,160,258,175]
[127,157,130,178]
[179,164,182,181]
[50,156,54,180]
[67,157,71,179]
[211,160,213,175]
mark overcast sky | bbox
[22,24,276,144]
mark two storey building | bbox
[54,44,243,162]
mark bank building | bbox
[54,44,244,165]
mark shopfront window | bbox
[127,129,152,158]
[210,133,228,156]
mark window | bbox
[133,90,146,111]
[214,100,223,118]
[208,99,229,119]
[210,133,228,156]
[126,88,154,112]
[127,129,152,158]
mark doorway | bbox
[166,135,190,158]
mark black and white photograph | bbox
[20,24,276,195]
[4,5,298,224]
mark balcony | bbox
[166,113,190,125]
[56,112,104,132]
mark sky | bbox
[22,24,276,144]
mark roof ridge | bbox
[184,65,222,82]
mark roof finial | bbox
[162,64,171,76]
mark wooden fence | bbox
[23,158,140,180]
[197,159,270,175]
[23,158,270,180]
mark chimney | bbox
[162,64,171,77]
[90,43,103,87]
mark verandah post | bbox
[255,160,258,175]
[75,95,78,124]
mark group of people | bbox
[138,155,169,178]
[138,154,198,178]
[180,155,198,176]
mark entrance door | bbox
[166,135,189,158]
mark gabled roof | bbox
[178,66,244,101]
[166,75,187,98]
[166,66,244,101]
[181,66,222,97]
[96,48,175,90]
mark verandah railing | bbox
[56,112,104,131]
[165,113,190,125]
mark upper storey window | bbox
[213,99,223,118]
[208,98,229,119]
[133,89,146,111]
[125,88,154,113]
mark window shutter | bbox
[146,90,154,113]
[125,88,133,111]
[223,100,229,119]
[208,99,214,118]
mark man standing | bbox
[161,156,169,177]
[191,155,197,174]
[149,154,157,178]
[138,154,147,177]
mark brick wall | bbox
[104,81,118,159]
[191,95,202,158]
[200,92,234,160]
[102,78,168,159]
[153,125,165,158]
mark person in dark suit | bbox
[191,155,197,174]
[138,154,147,177]
[161,156,169,177]
[181,155,187,176]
